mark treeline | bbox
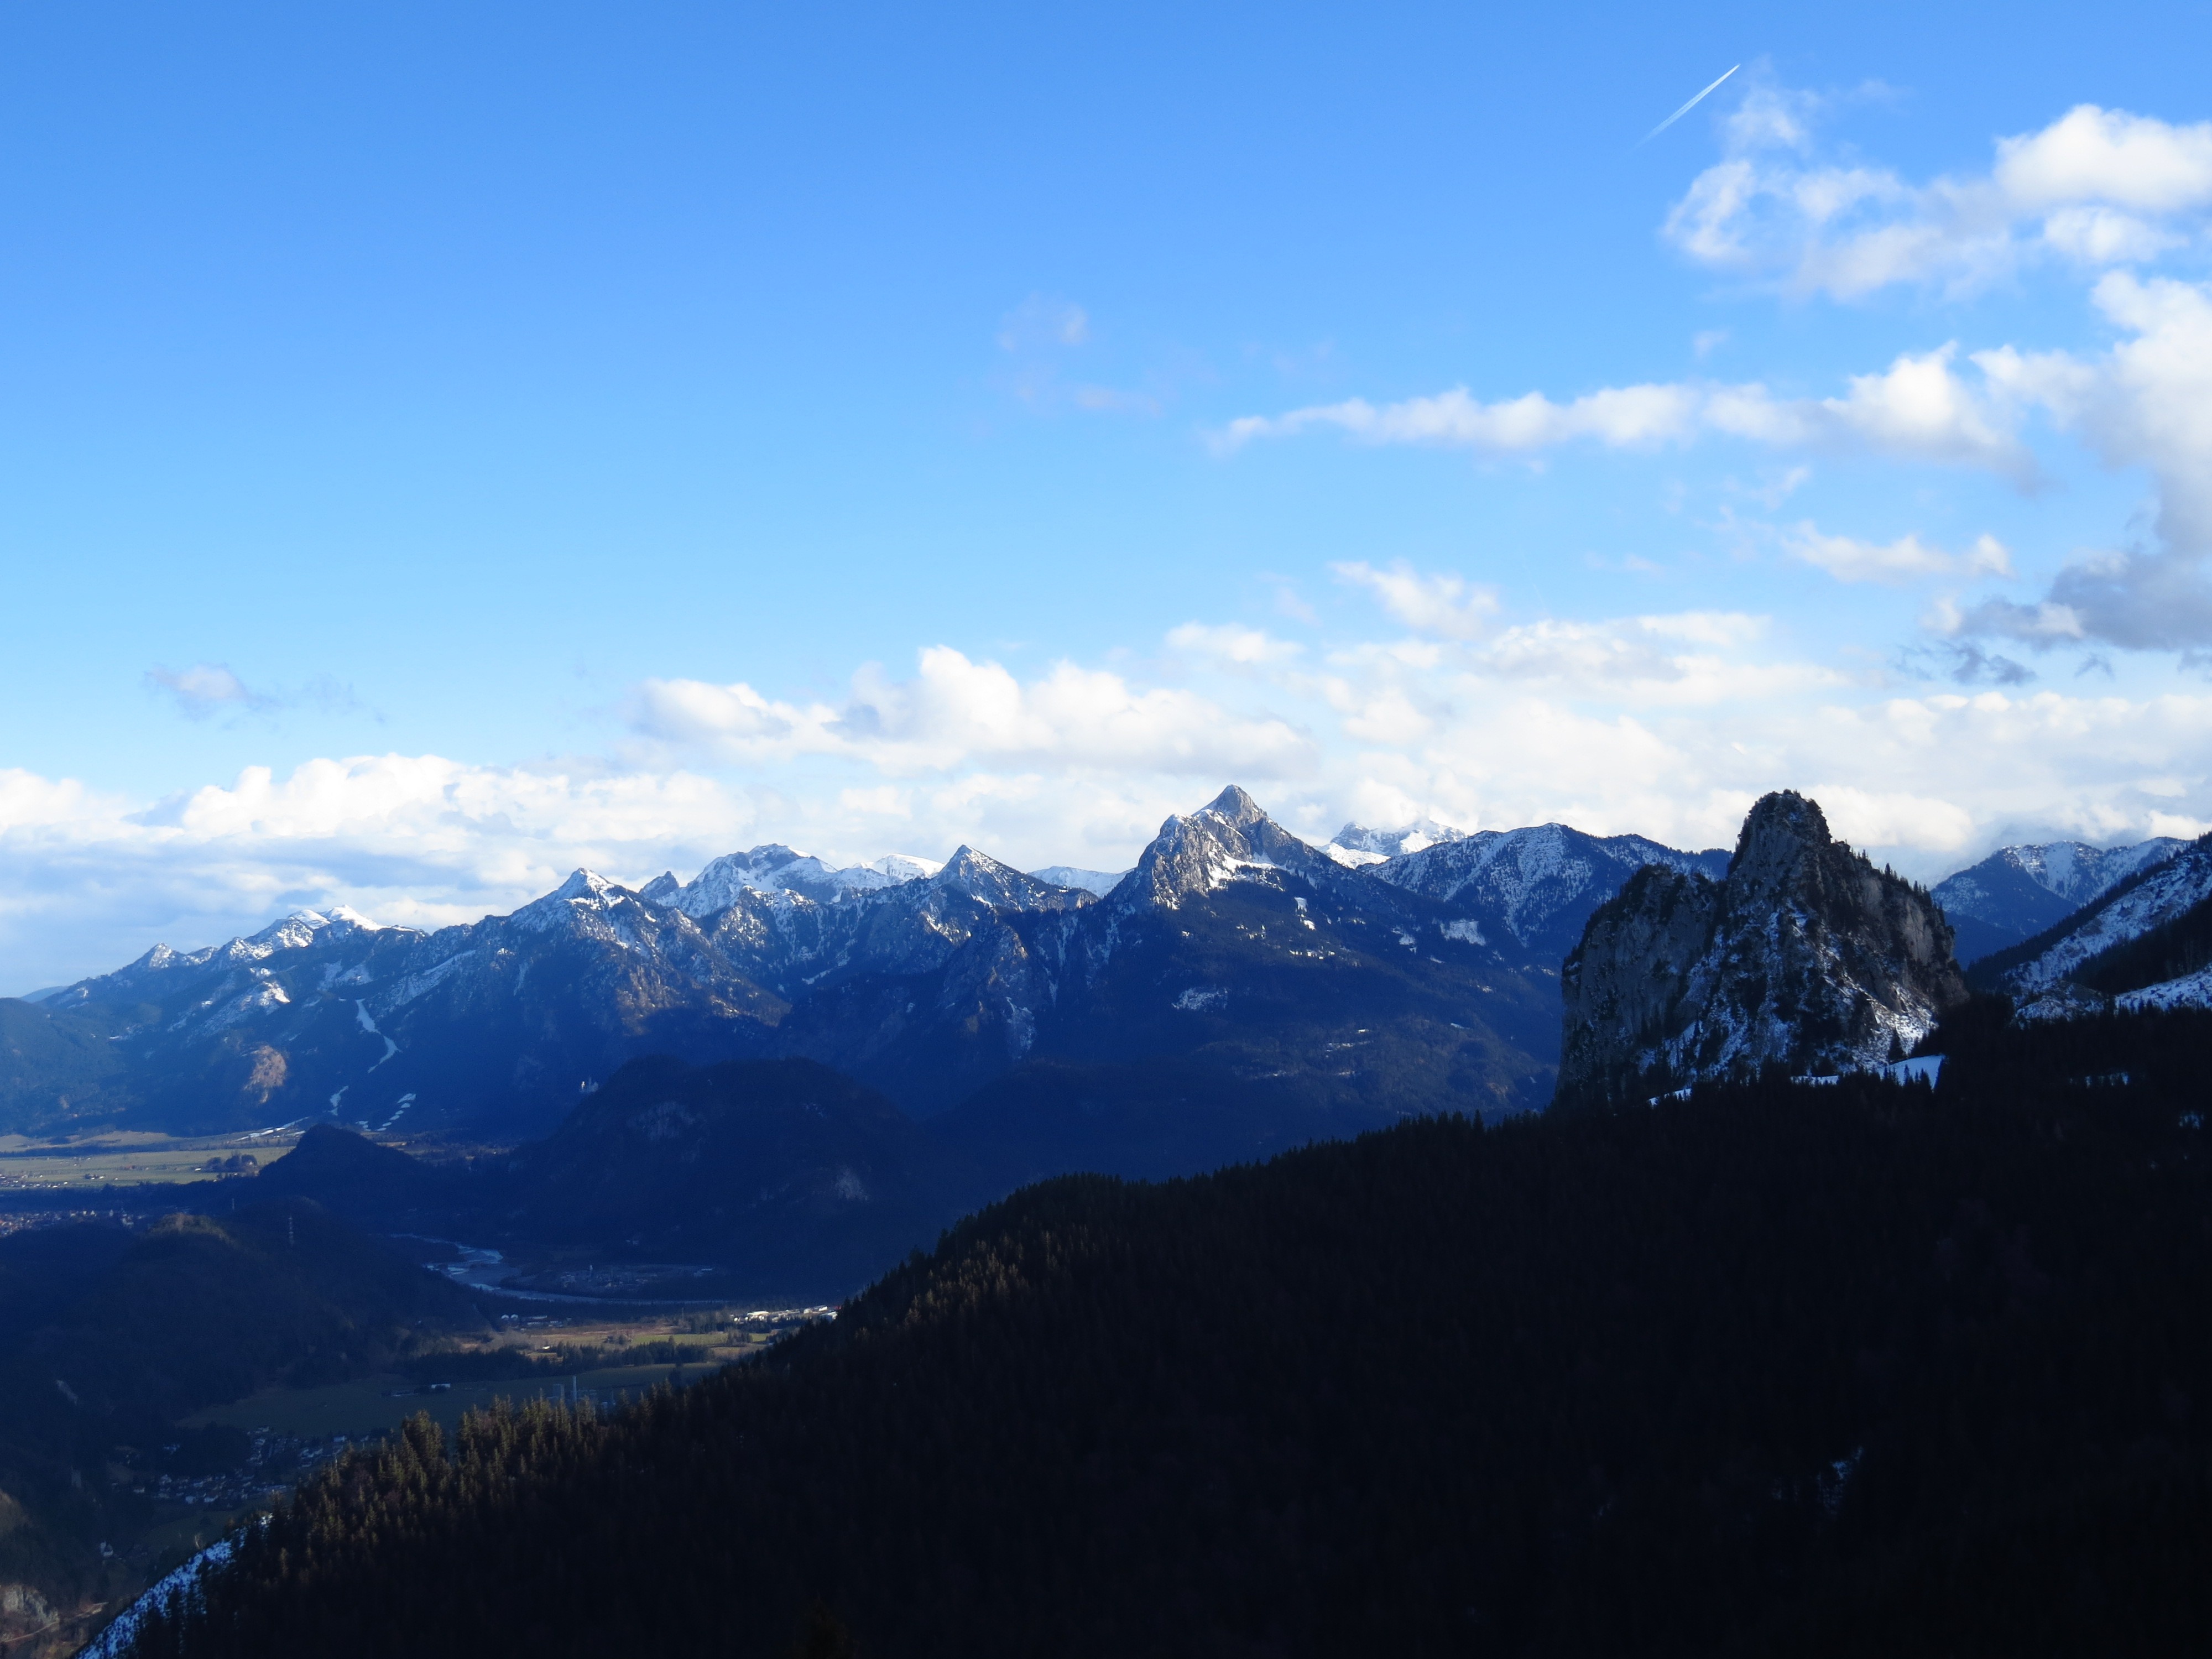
[124,1007,2212,1657]
[2075,892,2212,997]
[398,1335,700,1383]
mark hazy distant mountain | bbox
[1026,865,1127,897]
[1931,837,2182,963]
[1560,792,1968,1098]
[1324,817,1468,866]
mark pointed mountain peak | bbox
[550,868,615,902]
[1118,787,1332,911]
[937,845,998,878]
[1728,791,1835,898]
[928,847,1094,911]
[743,842,809,864]
[1737,790,1830,851]
[1201,785,1266,826]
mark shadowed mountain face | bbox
[14,881,789,1141]
[2,788,1724,1141]
[497,1057,956,1295]
[1931,837,2182,964]
[1368,823,1730,966]
[1559,791,1969,1100]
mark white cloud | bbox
[630,645,1314,778]
[1164,622,1303,667]
[1665,98,2212,299]
[1332,562,1499,639]
[1223,383,1702,454]
[1786,522,2013,585]
[1222,345,2031,478]
[1954,274,2212,648]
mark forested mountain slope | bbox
[119,1004,2212,1659]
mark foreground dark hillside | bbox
[0,1202,482,1649]
[129,1009,2212,1658]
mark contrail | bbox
[1642,64,1739,143]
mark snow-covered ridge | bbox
[2006,838,2182,902]
[1999,838,2212,996]
[645,846,947,918]
[1327,817,1468,864]
[1934,836,2183,926]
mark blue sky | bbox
[6,0,2212,988]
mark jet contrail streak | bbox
[1642,64,1739,143]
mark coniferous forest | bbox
[122,1003,2212,1657]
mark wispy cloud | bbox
[626,646,1316,778]
[993,294,1166,416]
[1664,93,2212,298]
[1332,562,1500,640]
[147,663,280,720]
[1218,344,2035,480]
[144,663,371,724]
[1785,523,2013,585]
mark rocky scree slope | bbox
[1559,791,1967,1100]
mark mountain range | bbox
[6,791,2203,1153]
[1,789,1733,1145]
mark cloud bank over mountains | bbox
[8,596,2211,990]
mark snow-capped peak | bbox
[1118,787,1333,911]
[1328,817,1468,863]
[867,852,942,882]
[550,869,618,904]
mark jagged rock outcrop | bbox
[1558,791,1968,1099]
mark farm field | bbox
[0,1129,302,1195]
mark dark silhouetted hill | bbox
[122,1006,2212,1659]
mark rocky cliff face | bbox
[1559,792,1967,1099]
